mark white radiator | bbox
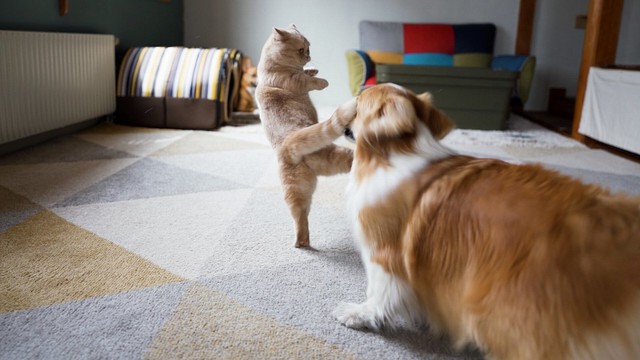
[0,30,116,146]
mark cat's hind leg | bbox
[279,161,317,248]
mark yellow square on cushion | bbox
[366,51,403,64]
[453,53,492,68]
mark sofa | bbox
[116,47,244,130]
[346,21,536,130]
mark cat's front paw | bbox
[333,302,380,330]
[318,78,329,90]
[304,68,319,77]
[335,98,357,126]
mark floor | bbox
[521,111,573,136]
[521,110,640,164]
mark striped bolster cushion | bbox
[117,47,242,101]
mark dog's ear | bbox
[416,92,454,139]
[362,94,415,140]
[241,56,253,71]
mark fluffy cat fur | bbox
[255,24,353,248]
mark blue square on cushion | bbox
[491,55,529,71]
[403,53,453,66]
[453,24,496,54]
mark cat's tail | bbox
[278,98,356,165]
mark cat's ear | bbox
[289,24,298,30]
[273,27,289,41]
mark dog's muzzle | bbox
[344,128,355,143]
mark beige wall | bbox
[528,0,588,111]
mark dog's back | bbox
[406,156,640,359]
[335,83,640,358]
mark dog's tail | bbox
[279,98,356,164]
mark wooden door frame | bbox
[516,0,624,141]
[571,0,624,140]
[515,0,536,56]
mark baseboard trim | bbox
[0,117,105,156]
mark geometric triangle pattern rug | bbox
[1,116,639,359]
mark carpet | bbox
[1,114,639,359]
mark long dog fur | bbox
[332,83,640,360]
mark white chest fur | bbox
[335,123,453,330]
[345,122,453,234]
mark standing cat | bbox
[256,24,353,248]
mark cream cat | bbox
[256,24,353,248]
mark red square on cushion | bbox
[403,24,454,54]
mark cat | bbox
[255,24,353,248]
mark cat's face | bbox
[270,25,311,67]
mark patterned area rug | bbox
[1,114,639,359]
[444,128,585,148]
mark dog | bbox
[236,55,258,113]
[332,83,640,359]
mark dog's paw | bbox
[333,302,379,330]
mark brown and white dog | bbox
[236,56,258,113]
[331,83,640,359]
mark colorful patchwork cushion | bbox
[403,53,453,66]
[453,53,493,68]
[348,20,535,106]
[453,24,496,54]
[359,21,496,68]
[345,50,376,96]
[403,24,455,54]
[492,55,537,103]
